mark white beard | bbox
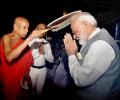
[78,34,87,45]
[79,39,86,45]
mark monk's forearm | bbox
[6,37,31,62]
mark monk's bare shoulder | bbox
[2,33,12,51]
[2,33,12,42]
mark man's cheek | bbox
[80,33,86,40]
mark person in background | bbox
[63,11,67,16]
[28,23,54,96]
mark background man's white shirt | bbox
[28,38,54,66]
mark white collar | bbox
[79,27,100,46]
[89,27,101,40]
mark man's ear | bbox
[83,22,91,30]
[83,21,88,26]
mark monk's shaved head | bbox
[13,16,29,31]
[13,17,29,37]
[14,17,29,26]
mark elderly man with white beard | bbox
[63,12,120,100]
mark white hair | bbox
[74,12,97,27]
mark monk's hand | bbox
[63,33,78,56]
[29,30,40,40]
[29,29,48,40]
[38,29,48,38]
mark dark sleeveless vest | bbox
[76,28,120,100]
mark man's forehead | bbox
[36,24,46,29]
[71,20,78,27]
[37,24,46,27]
[71,13,81,23]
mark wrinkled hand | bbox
[29,30,39,40]
[63,33,78,56]
[29,29,48,40]
[38,29,48,37]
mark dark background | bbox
[0,1,120,99]
[0,0,120,38]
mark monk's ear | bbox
[14,24,17,31]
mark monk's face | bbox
[14,18,29,38]
[18,21,29,38]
